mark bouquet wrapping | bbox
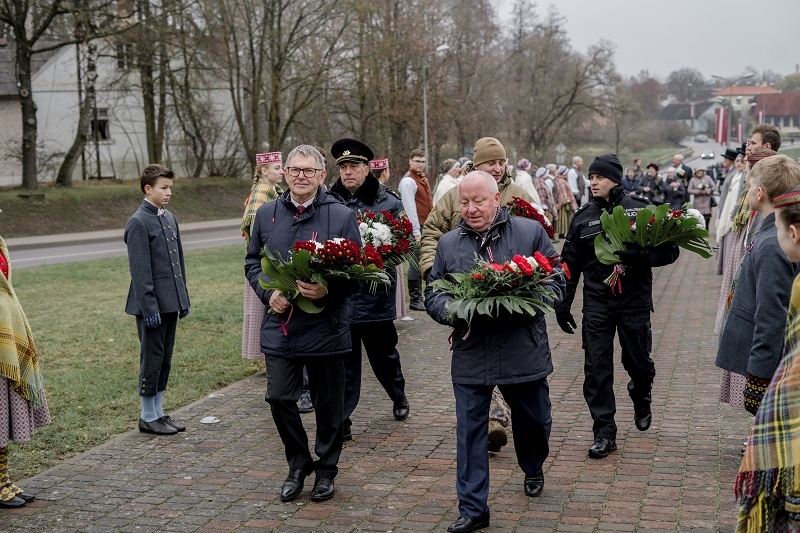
[429,252,562,328]
[259,238,390,318]
[356,210,419,271]
[593,202,714,294]
[506,196,555,238]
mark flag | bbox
[715,107,728,145]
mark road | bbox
[7,219,243,269]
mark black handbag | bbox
[710,194,718,208]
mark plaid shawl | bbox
[241,180,282,247]
[0,238,45,409]
[735,274,800,531]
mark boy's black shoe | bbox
[588,437,617,459]
[447,514,490,532]
[161,415,186,432]
[139,418,178,435]
[634,402,652,431]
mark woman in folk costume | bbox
[554,164,577,238]
[370,157,408,319]
[736,187,800,532]
[0,227,51,508]
[241,152,284,359]
[716,151,775,408]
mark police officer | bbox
[555,153,679,459]
[329,138,410,442]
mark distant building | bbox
[752,93,800,139]
[713,84,780,114]
[657,101,722,134]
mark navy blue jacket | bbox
[330,174,404,323]
[245,187,360,357]
[425,207,565,385]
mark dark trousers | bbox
[344,321,406,427]
[136,312,178,396]
[407,249,421,282]
[581,308,655,440]
[453,379,551,519]
[265,354,345,479]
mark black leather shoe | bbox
[524,472,544,497]
[160,415,186,432]
[634,402,652,431]
[310,476,335,502]
[139,418,178,435]
[17,492,35,503]
[280,468,311,502]
[447,514,490,532]
[0,496,26,508]
[297,392,314,413]
[409,300,426,311]
[393,401,409,421]
[588,437,617,459]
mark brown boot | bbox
[488,420,508,452]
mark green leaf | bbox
[296,296,323,314]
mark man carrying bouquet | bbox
[426,171,565,533]
[555,153,679,459]
[245,144,361,503]
[329,137,410,441]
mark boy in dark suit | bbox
[124,164,191,436]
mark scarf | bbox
[0,238,45,409]
[241,180,282,246]
[735,274,800,531]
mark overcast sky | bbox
[493,0,800,80]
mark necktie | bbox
[296,205,306,215]
[158,208,166,217]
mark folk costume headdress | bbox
[242,152,283,245]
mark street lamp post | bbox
[422,44,449,173]
[711,72,754,148]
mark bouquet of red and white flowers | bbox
[594,202,714,294]
[429,252,563,327]
[356,210,418,270]
[259,238,390,315]
[506,196,555,238]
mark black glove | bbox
[614,243,651,267]
[556,311,577,334]
[144,313,161,329]
[179,307,191,319]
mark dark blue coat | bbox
[425,207,565,385]
[330,174,404,323]
[245,187,360,358]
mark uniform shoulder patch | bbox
[574,202,590,214]
[386,188,401,200]
[629,194,650,205]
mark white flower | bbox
[508,261,520,272]
[525,255,540,270]
[686,208,706,228]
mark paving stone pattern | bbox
[3,248,751,532]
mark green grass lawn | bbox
[780,146,800,160]
[8,244,264,480]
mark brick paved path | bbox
[3,248,750,532]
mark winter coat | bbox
[636,174,662,203]
[330,174,404,323]
[622,176,641,196]
[663,176,687,210]
[556,186,679,314]
[555,175,577,211]
[425,207,565,385]
[687,175,717,215]
[419,175,533,278]
[715,214,800,379]
[245,187,360,357]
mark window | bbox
[91,108,110,141]
[116,43,135,69]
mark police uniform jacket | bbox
[425,207,565,386]
[124,200,190,316]
[330,174,404,323]
[245,187,361,358]
[555,186,679,314]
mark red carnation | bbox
[533,251,553,274]
[561,261,572,280]
[512,254,533,276]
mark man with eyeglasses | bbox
[329,137,410,442]
[399,149,433,311]
[245,144,361,504]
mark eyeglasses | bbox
[285,167,322,178]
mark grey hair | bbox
[572,155,582,164]
[286,144,325,169]
[673,154,684,162]
[459,170,498,194]
[546,163,557,171]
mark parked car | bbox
[701,151,714,159]
[694,134,709,142]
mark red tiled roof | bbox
[753,93,800,117]
[713,85,780,97]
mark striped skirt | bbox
[555,205,572,236]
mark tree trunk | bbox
[17,42,38,189]
[56,42,96,186]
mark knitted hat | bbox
[473,137,506,167]
[439,158,457,175]
[256,152,282,165]
[370,158,389,171]
[774,190,800,208]
[534,167,547,178]
[516,158,532,171]
[587,153,623,184]
[556,165,568,175]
